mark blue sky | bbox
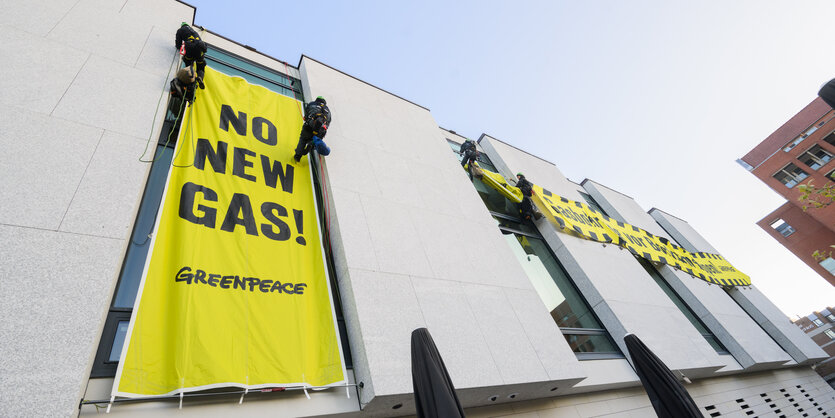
[188,0,835,316]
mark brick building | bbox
[739,98,835,284]
[794,308,835,386]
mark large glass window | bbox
[798,144,833,170]
[579,191,608,216]
[498,218,619,357]
[204,46,303,101]
[92,47,312,377]
[773,163,809,188]
[447,143,620,358]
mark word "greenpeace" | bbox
[175,266,307,295]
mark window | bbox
[635,257,728,354]
[769,218,796,237]
[579,192,609,216]
[204,46,303,101]
[828,314,835,322]
[784,126,818,151]
[448,145,621,358]
[813,318,824,327]
[498,218,620,358]
[773,163,809,188]
[798,145,833,170]
[824,131,835,147]
[92,47,310,377]
[825,329,835,340]
[820,257,835,276]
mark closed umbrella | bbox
[624,333,702,418]
[411,328,466,418]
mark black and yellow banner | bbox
[473,164,751,287]
[113,67,346,397]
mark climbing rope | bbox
[139,50,182,163]
[171,96,197,168]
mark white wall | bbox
[582,180,793,370]
[0,1,194,416]
[650,208,828,366]
[479,136,730,381]
[464,366,835,418]
[298,57,588,414]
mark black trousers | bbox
[182,56,206,78]
[294,124,316,159]
[519,196,535,220]
[461,150,477,167]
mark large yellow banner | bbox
[113,67,346,397]
[473,164,751,287]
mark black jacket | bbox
[304,101,332,136]
[459,140,476,155]
[517,177,533,197]
[175,25,201,48]
[175,25,206,66]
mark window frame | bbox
[798,144,833,170]
[494,213,623,359]
[820,257,835,276]
[203,45,303,101]
[824,130,835,147]
[769,218,796,238]
[773,163,809,188]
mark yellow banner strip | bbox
[472,165,750,286]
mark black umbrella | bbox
[819,77,835,109]
[624,334,703,418]
[411,328,466,418]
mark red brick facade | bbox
[793,308,835,384]
[742,97,835,285]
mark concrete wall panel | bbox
[584,180,792,369]
[59,131,151,239]
[0,24,90,114]
[0,0,78,36]
[0,1,195,415]
[480,136,727,378]
[650,209,828,365]
[52,54,171,139]
[0,225,124,417]
[300,57,586,410]
[0,104,103,230]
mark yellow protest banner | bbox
[533,185,615,244]
[474,167,751,286]
[113,67,346,397]
[478,165,524,203]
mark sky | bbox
[187,0,835,318]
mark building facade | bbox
[794,308,835,387]
[739,98,835,284]
[1,1,833,417]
